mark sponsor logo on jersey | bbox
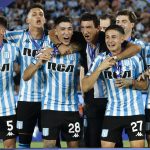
[47,62,74,73]
[104,71,131,79]
[0,64,9,71]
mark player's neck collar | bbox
[25,28,48,36]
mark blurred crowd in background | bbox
[0,0,150,42]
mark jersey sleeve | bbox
[132,54,144,79]
[14,46,21,64]
[86,54,104,76]
[5,30,24,44]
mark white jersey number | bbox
[131,120,143,132]
[68,122,80,133]
[6,120,13,131]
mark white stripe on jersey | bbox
[0,41,18,116]
[144,44,150,109]
[5,30,52,102]
[42,52,80,111]
[86,44,107,98]
[130,38,147,59]
[87,53,145,116]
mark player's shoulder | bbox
[6,29,25,35]
[130,53,143,64]
[132,38,147,48]
[3,39,16,47]
[95,52,107,61]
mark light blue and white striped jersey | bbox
[42,52,80,111]
[144,44,150,109]
[86,44,107,98]
[0,40,19,116]
[87,53,145,116]
[130,38,147,64]
[5,29,52,102]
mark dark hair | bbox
[105,24,125,35]
[54,16,72,26]
[27,3,44,14]
[116,9,137,23]
[0,16,7,28]
[100,14,115,25]
[80,13,99,28]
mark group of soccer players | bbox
[0,2,150,149]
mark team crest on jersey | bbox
[101,129,108,137]
[3,52,10,59]
[42,128,49,136]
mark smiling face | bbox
[105,29,124,55]
[116,15,134,35]
[55,22,73,45]
[80,20,99,43]
[26,8,45,29]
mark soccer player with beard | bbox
[0,16,19,148]
[82,25,148,148]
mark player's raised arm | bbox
[115,42,141,61]
[82,57,115,92]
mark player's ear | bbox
[26,17,29,24]
[121,35,125,43]
[55,28,58,36]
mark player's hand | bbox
[137,69,150,80]
[115,78,132,88]
[36,48,53,61]
[98,57,116,72]
[144,69,150,79]
[48,30,60,45]
[58,44,72,55]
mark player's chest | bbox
[45,54,80,73]
[103,60,134,79]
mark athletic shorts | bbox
[145,109,150,133]
[16,101,41,134]
[101,115,145,143]
[42,110,81,141]
[0,115,17,140]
